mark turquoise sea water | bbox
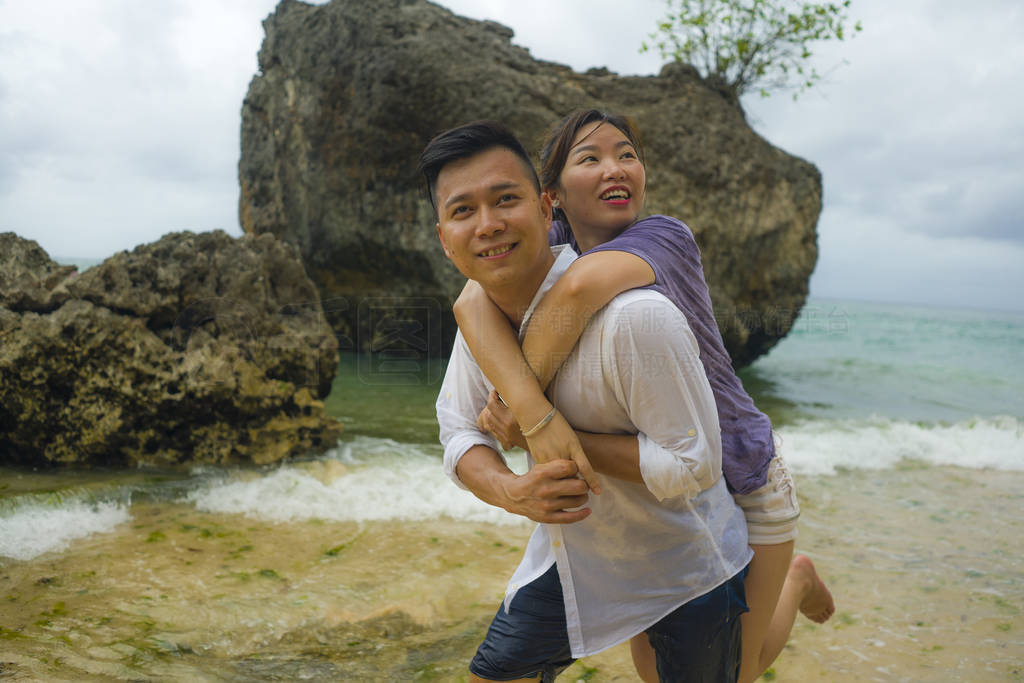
[743,298,1024,425]
[2,296,1022,560]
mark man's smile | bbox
[478,242,518,259]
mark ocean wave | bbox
[187,436,531,526]
[186,420,1022,525]
[0,500,131,561]
[777,415,1023,475]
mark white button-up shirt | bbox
[436,245,751,657]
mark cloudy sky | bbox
[2,0,1021,312]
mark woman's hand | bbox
[477,390,601,494]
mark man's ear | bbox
[435,223,452,259]
[539,191,554,228]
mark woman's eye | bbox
[451,206,469,217]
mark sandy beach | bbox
[1,462,1021,681]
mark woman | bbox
[454,109,833,682]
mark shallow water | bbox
[2,299,1023,680]
[0,507,522,680]
[1,466,1021,681]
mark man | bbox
[421,121,752,682]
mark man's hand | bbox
[500,459,592,524]
[477,390,602,495]
[477,389,527,450]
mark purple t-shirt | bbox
[549,215,773,494]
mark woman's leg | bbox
[628,543,792,683]
[628,546,834,683]
[630,633,658,683]
[737,542,794,682]
[753,553,834,679]
[627,543,789,683]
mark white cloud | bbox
[0,0,280,256]
[0,0,1020,310]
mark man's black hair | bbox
[418,120,542,218]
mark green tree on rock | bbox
[642,0,862,101]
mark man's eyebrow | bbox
[442,181,522,210]
[443,192,470,210]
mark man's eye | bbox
[498,194,517,204]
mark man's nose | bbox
[476,206,505,237]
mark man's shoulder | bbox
[446,330,483,372]
[592,290,699,365]
[599,289,689,333]
[605,288,678,312]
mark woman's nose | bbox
[602,159,625,179]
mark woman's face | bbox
[550,121,646,246]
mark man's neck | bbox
[485,253,555,330]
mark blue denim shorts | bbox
[469,563,749,682]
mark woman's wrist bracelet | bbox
[521,407,556,438]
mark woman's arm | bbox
[477,391,642,485]
[453,280,549,427]
[524,250,654,390]
[454,250,653,486]
[454,281,601,493]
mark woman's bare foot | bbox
[790,554,835,623]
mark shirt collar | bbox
[519,244,577,339]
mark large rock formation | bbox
[239,0,821,366]
[0,231,341,467]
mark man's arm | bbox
[474,387,656,487]
[454,280,600,493]
[603,293,723,501]
[455,445,592,524]
[436,333,592,523]
[573,432,643,484]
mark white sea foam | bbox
[188,436,532,526]
[778,415,1024,476]
[186,418,1022,524]
[0,501,131,561]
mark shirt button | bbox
[688,428,697,437]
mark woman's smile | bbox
[552,121,646,242]
[599,184,632,205]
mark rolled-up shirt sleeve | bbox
[436,333,503,489]
[603,297,723,501]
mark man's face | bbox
[434,147,553,291]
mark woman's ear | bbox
[543,189,560,208]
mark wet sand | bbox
[1,464,1022,681]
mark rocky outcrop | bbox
[0,231,341,467]
[239,0,821,366]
